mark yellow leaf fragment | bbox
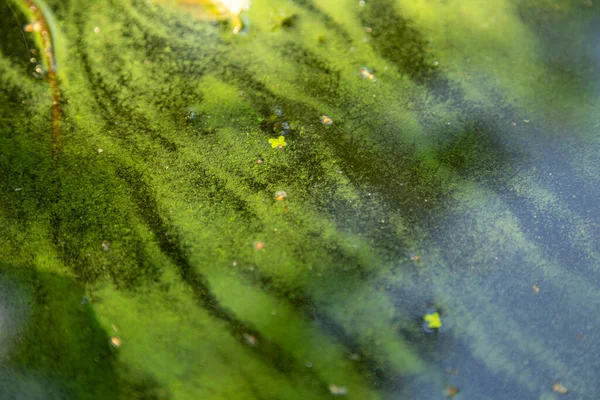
[268,136,287,148]
[424,312,442,329]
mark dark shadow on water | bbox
[0,265,170,399]
[0,266,116,399]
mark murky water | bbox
[1,0,599,399]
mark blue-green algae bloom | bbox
[1,0,600,399]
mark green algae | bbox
[1,0,600,399]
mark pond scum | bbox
[0,0,599,399]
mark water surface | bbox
[1,0,599,399]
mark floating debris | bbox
[411,255,421,262]
[253,241,265,250]
[268,136,287,149]
[443,385,459,398]
[270,10,298,31]
[328,384,348,396]
[243,333,257,346]
[360,67,376,81]
[110,336,121,348]
[101,241,110,251]
[423,311,442,333]
[532,284,540,293]
[256,158,264,164]
[24,21,41,33]
[274,191,287,201]
[552,383,568,394]
[320,115,333,125]
[172,0,250,34]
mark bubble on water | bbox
[329,384,348,396]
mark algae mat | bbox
[1,0,600,399]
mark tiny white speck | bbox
[15,188,22,191]
[93,26,100,34]
[359,0,365,6]
[98,148,103,153]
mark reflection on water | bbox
[1,0,599,399]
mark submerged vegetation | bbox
[1,0,599,399]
